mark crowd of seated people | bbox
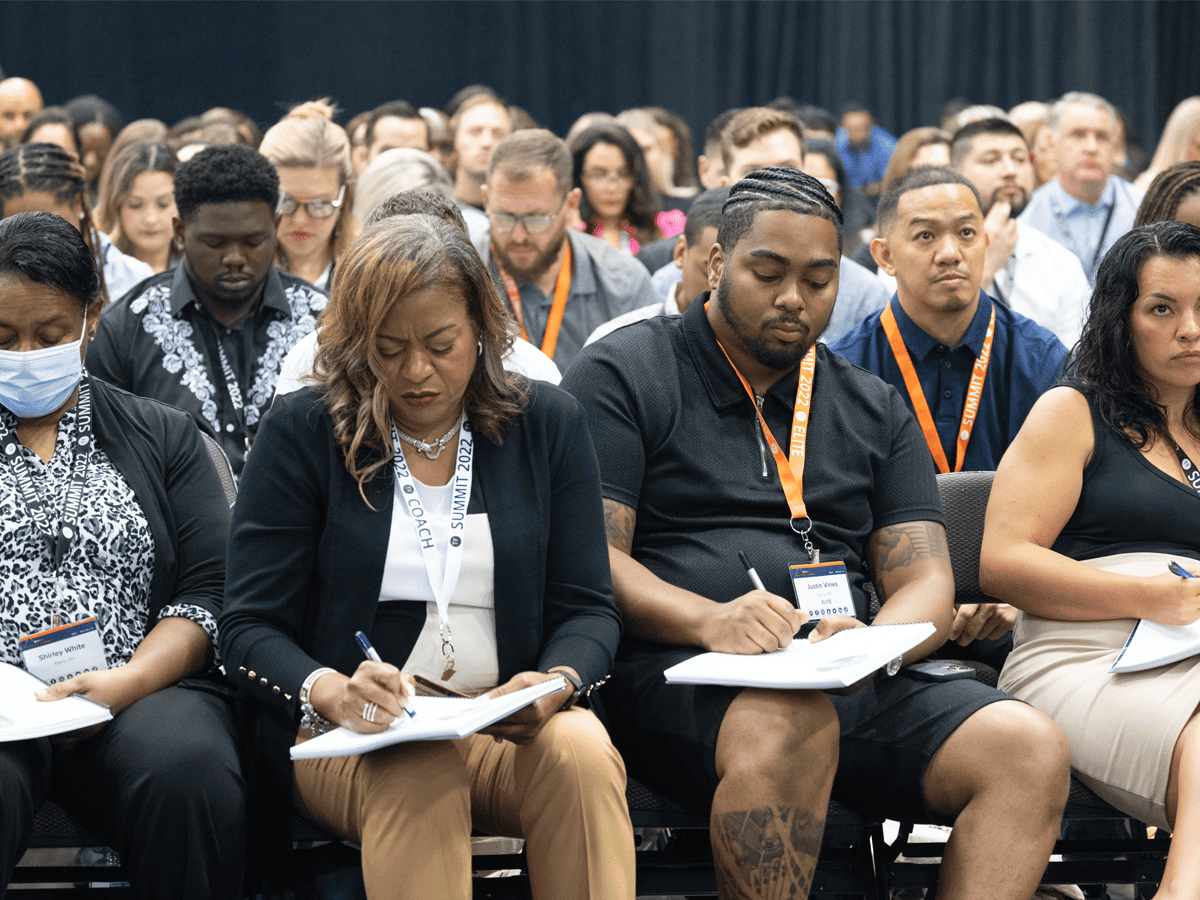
[3,73,1200,900]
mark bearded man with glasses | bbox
[475,129,654,370]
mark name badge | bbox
[19,617,109,684]
[790,561,854,621]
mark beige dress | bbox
[999,552,1200,831]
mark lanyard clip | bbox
[791,516,818,563]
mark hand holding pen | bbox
[303,632,416,734]
[1157,561,1200,628]
[696,551,807,655]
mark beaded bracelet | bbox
[299,667,337,736]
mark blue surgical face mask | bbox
[0,308,87,419]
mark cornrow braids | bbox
[1135,161,1200,228]
[717,166,843,255]
[0,142,109,304]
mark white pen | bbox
[738,550,767,592]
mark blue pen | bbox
[355,631,415,718]
[1169,561,1197,579]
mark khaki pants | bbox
[293,707,635,899]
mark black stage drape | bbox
[2,1,1198,157]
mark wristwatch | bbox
[885,656,904,677]
[549,669,608,712]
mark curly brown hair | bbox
[312,214,526,500]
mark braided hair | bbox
[716,166,844,255]
[0,142,109,303]
[1135,161,1200,227]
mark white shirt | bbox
[273,328,561,398]
[98,232,154,303]
[874,223,1091,348]
[585,288,683,346]
[380,475,498,694]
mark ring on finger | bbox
[362,701,378,723]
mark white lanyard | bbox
[390,414,473,676]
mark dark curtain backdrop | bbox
[2,1,1197,154]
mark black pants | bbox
[0,684,246,900]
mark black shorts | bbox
[602,636,1009,823]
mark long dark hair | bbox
[570,124,660,243]
[1066,220,1200,447]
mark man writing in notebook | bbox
[831,166,1066,660]
[474,129,654,370]
[563,168,1069,900]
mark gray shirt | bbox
[475,228,655,371]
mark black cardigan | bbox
[219,381,621,785]
[88,375,230,661]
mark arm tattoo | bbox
[867,521,950,603]
[603,499,636,555]
[714,806,821,899]
[868,521,948,573]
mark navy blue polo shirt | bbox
[830,292,1067,471]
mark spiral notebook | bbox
[0,661,113,741]
[290,676,565,760]
[663,622,936,689]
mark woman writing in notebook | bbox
[981,221,1200,899]
[219,215,633,899]
[0,212,244,899]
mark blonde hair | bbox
[259,99,356,268]
[1140,97,1200,187]
[313,215,525,501]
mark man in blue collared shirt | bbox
[832,166,1066,660]
[1018,92,1144,286]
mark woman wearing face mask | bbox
[0,211,246,900]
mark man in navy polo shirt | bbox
[565,168,1069,900]
[831,166,1066,658]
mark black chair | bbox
[875,470,1169,896]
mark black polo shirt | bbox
[89,265,326,474]
[563,292,943,624]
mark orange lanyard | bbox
[880,302,995,474]
[713,325,819,560]
[493,242,572,360]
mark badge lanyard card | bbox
[390,414,473,681]
[494,242,572,360]
[712,332,854,622]
[880,303,995,474]
[0,380,110,681]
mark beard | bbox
[492,222,566,285]
[983,185,1029,218]
[715,267,819,372]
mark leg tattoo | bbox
[715,806,823,899]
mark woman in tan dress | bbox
[981,220,1200,899]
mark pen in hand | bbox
[355,630,415,718]
[1169,561,1197,579]
[738,550,767,592]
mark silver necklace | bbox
[394,415,463,460]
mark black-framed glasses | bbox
[486,196,567,234]
[277,184,346,219]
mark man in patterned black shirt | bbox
[90,144,326,474]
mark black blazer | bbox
[89,375,230,659]
[218,381,621,785]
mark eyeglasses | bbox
[277,184,346,219]
[486,196,567,234]
[582,168,634,185]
